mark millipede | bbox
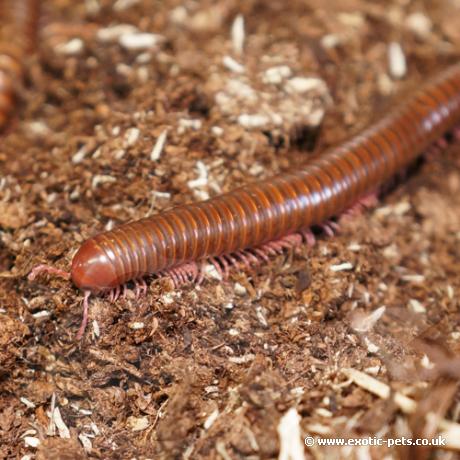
[29,62,460,339]
[0,0,40,130]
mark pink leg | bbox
[258,244,278,257]
[181,263,196,282]
[183,262,199,282]
[164,268,176,287]
[177,267,187,284]
[113,286,121,302]
[174,266,187,287]
[220,256,231,278]
[265,244,279,255]
[285,233,303,246]
[76,290,91,340]
[133,279,141,299]
[267,233,302,252]
[321,220,340,237]
[241,250,259,265]
[225,254,239,268]
[252,247,270,262]
[167,268,177,286]
[236,249,265,269]
[320,222,334,237]
[134,278,148,298]
[329,221,340,232]
[209,257,225,279]
[166,269,180,288]
[140,278,148,295]
[173,269,184,286]
[122,284,129,299]
[360,193,379,209]
[300,229,316,246]
[249,233,303,262]
[212,255,230,279]
[234,250,254,268]
[178,266,190,284]
[196,261,207,285]
[28,264,70,281]
[159,262,201,287]
[157,224,343,289]
[266,241,284,253]
[341,193,379,220]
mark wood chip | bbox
[278,408,305,460]
[388,42,407,79]
[231,15,245,54]
[343,368,417,414]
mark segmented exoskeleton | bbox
[29,63,460,338]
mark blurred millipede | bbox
[0,0,40,129]
[29,63,460,339]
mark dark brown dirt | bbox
[1,0,460,459]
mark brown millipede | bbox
[29,63,460,339]
[0,0,40,129]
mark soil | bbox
[1,0,460,459]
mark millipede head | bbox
[70,239,118,293]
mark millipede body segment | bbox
[0,0,40,129]
[69,63,460,293]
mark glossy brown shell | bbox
[71,63,460,292]
[0,0,40,128]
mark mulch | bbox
[1,0,460,458]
